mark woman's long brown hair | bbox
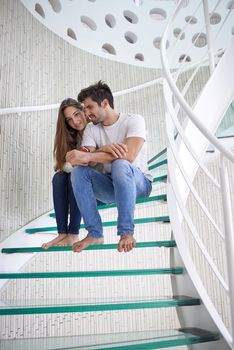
[54,98,85,171]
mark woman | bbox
[42,98,87,249]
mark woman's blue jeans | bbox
[71,159,152,238]
[52,172,81,234]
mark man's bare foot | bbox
[42,234,67,249]
[42,234,79,249]
[118,235,136,252]
[73,235,104,253]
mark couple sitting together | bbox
[42,80,152,253]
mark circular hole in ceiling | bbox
[185,16,197,24]
[173,28,185,40]
[67,28,77,40]
[150,8,167,21]
[192,33,207,47]
[227,1,234,9]
[81,16,97,31]
[135,53,144,61]
[123,10,138,24]
[105,14,116,28]
[210,12,221,25]
[179,54,191,63]
[153,37,169,49]
[102,43,116,55]
[125,31,137,44]
[35,3,45,18]
[48,0,61,13]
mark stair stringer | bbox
[167,180,231,350]
[162,30,234,350]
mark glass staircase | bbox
[0,150,221,349]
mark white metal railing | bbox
[0,56,226,117]
[0,78,162,116]
[161,0,234,349]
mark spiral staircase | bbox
[1,1,234,349]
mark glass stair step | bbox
[97,194,167,208]
[148,147,167,165]
[0,296,201,316]
[148,159,167,171]
[49,194,167,218]
[0,328,219,350]
[2,240,175,254]
[0,267,183,279]
[153,174,167,183]
[24,216,170,234]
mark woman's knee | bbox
[52,172,68,186]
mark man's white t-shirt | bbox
[81,113,149,175]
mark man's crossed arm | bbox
[66,137,144,166]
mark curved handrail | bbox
[166,115,227,288]
[164,83,220,190]
[166,163,232,346]
[161,0,234,348]
[0,52,225,117]
[0,77,162,116]
[160,2,234,164]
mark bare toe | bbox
[60,234,79,246]
[118,235,136,253]
[73,236,104,253]
[41,234,67,249]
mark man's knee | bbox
[111,159,132,179]
[71,166,86,187]
[71,166,95,185]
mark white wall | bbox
[0,0,164,242]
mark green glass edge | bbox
[0,267,183,279]
[76,334,220,350]
[153,175,167,183]
[25,216,170,234]
[0,331,219,350]
[1,240,175,254]
[93,195,167,211]
[147,148,167,165]
[0,297,200,316]
[148,159,168,171]
[48,194,167,218]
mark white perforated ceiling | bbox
[21,0,234,68]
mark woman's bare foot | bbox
[73,235,104,253]
[118,235,136,252]
[57,234,79,246]
[42,234,79,249]
[42,234,67,249]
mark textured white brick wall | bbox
[0,0,164,242]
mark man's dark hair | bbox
[78,80,114,108]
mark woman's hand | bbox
[66,150,91,166]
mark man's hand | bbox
[97,143,128,159]
[66,150,91,166]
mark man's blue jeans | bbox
[52,172,81,234]
[71,159,152,238]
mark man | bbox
[66,81,152,253]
